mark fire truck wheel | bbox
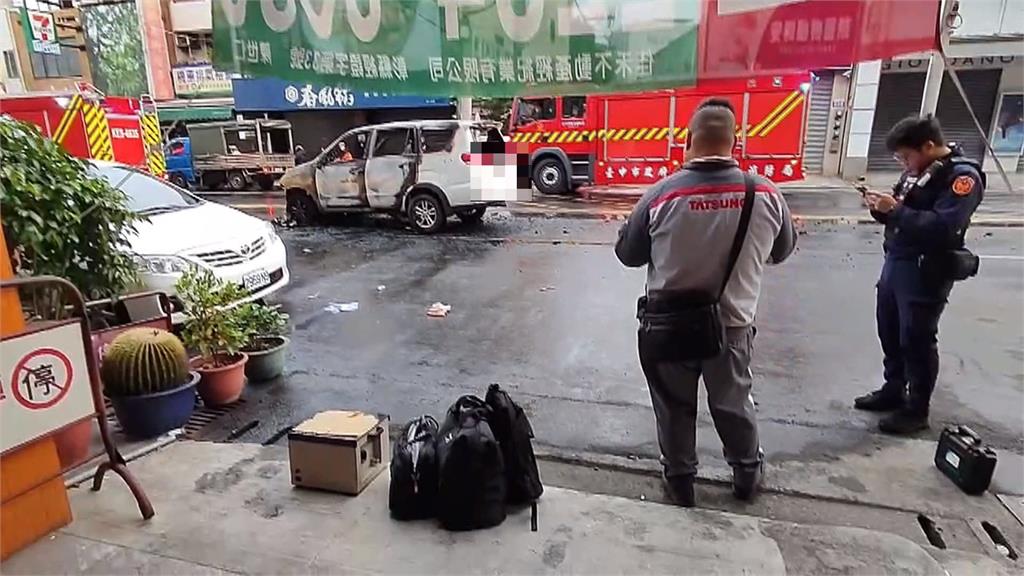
[533,158,567,195]
[227,171,249,191]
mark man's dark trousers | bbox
[876,257,954,415]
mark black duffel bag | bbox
[637,174,755,363]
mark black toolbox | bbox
[934,425,997,495]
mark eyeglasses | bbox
[892,153,911,165]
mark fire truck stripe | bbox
[656,127,670,139]
[531,132,542,143]
[748,91,800,137]
[51,94,83,144]
[623,129,638,141]
[557,131,571,143]
[635,128,650,140]
[759,94,805,136]
[645,128,660,140]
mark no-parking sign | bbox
[1,322,94,453]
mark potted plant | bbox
[101,327,199,438]
[238,302,290,381]
[175,269,249,406]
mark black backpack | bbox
[485,384,543,504]
[436,396,507,531]
[389,415,440,520]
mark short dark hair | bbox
[697,97,735,114]
[886,115,945,150]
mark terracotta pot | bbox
[191,353,248,406]
[54,419,93,469]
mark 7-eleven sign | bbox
[26,10,60,55]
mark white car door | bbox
[365,127,417,210]
[314,132,368,208]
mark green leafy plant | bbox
[101,328,190,397]
[237,303,289,352]
[175,269,249,367]
[0,118,140,304]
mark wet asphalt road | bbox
[203,214,1024,478]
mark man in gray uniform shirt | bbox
[615,99,797,507]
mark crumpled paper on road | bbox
[426,302,451,318]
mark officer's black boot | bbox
[879,408,929,435]
[732,460,764,501]
[854,387,906,412]
[662,473,695,507]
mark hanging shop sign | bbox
[231,77,450,111]
[23,9,61,55]
[212,0,700,97]
[172,64,234,98]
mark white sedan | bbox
[91,162,289,308]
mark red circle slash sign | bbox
[11,347,73,410]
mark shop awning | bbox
[156,106,234,123]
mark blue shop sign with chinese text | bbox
[231,77,450,112]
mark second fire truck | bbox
[508,74,810,194]
[0,83,165,175]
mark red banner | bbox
[700,0,941,78]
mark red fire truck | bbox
[507,74,810,194]
[0,83,165,175]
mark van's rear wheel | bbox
[533,158,567,195]
[408,193,445,234]
[286,191,319,226]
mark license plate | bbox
[242,269,271,292]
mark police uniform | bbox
[869,150,985,423]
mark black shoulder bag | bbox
[637,174,755,362]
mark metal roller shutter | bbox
[867,73,926,171]
[803,70,835,174]
[934,69,1002,163]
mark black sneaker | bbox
[878,409,929,435]
[662,473,695,507]
[854,388,905,412]
[732,461,764,501]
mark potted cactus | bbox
[238,303,290,381]
[102,327,199,438]
[175,269,249,406]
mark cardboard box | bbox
[288,411,389,495]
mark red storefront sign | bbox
[700,0,941,78]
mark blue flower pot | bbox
[109,372,199,439]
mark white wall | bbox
[0,7,25,94]
[841,60,881,178]
[952,0,1024,38]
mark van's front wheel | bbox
[408,193,445,234]
[286,191,319,226]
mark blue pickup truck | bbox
[164,119,295,191]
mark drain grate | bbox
[917,514,947,549]
[103,397,247,439]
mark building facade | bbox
[805,0,1024,177]
[0,0,91,94]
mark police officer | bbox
[855,115,984,435]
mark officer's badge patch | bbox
[952,175,975,196]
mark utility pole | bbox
[457,97,473,120]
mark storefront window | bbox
[992,93,1024,155]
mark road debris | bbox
[539,286,555,292]
[324,302,359,314]
[377,285,386,292]
[302,248,312,254]
[426,302,452,318]
[307,292,320,300]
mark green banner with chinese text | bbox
[213,0,699,97]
